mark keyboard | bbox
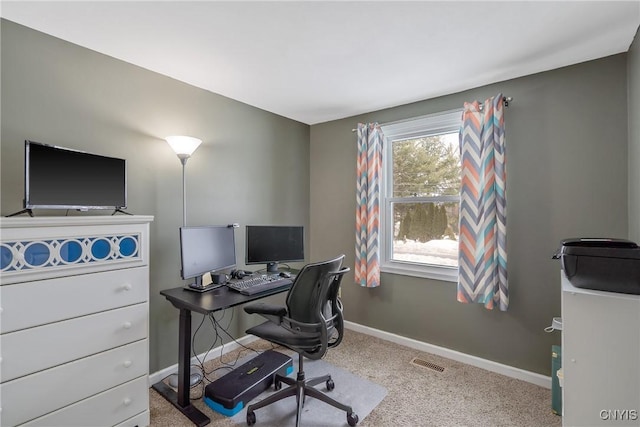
[226,275,293,296]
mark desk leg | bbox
[151,308,210,426]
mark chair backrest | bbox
[285,254,349,359]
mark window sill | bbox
[381,261,458,283]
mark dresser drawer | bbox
[20,376,149,427]
[2,303,147,382]
[1,339,148,427]
[0,266,148,333]
[113,411,150,427]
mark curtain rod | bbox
[351,96,513,132]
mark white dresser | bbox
[0,215,153,427]
[561,272,640,426]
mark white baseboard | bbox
[148,334,260,386]
[149,321,551,390]
[344,320,552,389]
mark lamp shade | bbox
[165,135,202,157]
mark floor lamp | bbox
[166,135,202,227]
[166,135,203,387]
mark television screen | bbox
[180,225,237,286]
[24,140,127,210]
[246,225,304,273]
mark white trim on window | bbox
[381,109,462,141]
[382,261,458,282]
[380,109,462,283]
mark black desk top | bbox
[160,284,288,315]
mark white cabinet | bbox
[0,215,153,427]
[561,272,640,426]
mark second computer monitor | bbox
[246,225,304,273]
[179,225,236,287]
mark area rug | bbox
[227,353,388,426]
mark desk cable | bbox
[185,310,232,399]
[188,307,266,400]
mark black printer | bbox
[554,238,640,295]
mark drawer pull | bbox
[123,397,132,406]
[123,360,132,368]
[123,283,133,291]
[123,321,132,329]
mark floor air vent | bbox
[411,357,445,372]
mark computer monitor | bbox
[246,225,304,273]
[179,225,236,287]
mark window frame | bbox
[380,109,462,283]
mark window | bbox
[380,110,462,282]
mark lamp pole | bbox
[179,155,189,227]
[166,136,202,227]
[165,136,203,388]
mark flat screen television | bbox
[24,140,127,211]
[180,225,237,287]
[246,225,304,273]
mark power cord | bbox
[188,307,264,398]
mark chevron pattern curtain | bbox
[458,94,508,310]
[355,123,383,288]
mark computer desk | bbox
[151,283,290,426]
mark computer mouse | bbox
[279,271,292,278]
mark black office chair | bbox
[243,254,359,427]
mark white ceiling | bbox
[2,1,639,125]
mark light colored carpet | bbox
[149,329,562,427]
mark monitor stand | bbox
[111,208,133,216]
[266,262,279,273]
[5,209,34,217]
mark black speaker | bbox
[211,273,227,285]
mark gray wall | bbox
[310,54,629,375]
[629,26,640,242]
[0,20,310,373]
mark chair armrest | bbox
[244,302,287,317]
[329,267,350,276]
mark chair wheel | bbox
[247,410,256,426]
[326,378,335,391]
[274,379,282,390]
[347,412,359,426]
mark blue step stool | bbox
[204,350,293,416]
